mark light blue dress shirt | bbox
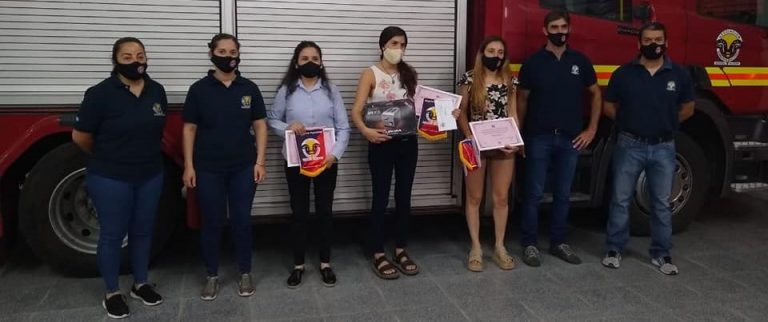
[268,80,350,161]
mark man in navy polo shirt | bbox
[517,9,602,267]
[601,22,695,275]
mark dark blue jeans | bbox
[606,133,676,258]
[87,171,164,293]
[196,166,256,276]
[368,137,418,254]
[520,133,578,248]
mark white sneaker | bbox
[601,250,622,269]
[651,256,679,275]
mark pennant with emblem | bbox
[295,128,328,177]
[458,138,481,174]
[417,98,447,141]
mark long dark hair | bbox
[379,26,418,98]
[279,41,332,98]
[111,37,145,71]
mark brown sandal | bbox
[467,248,483,272]
[372,256,400,280]
[493,247,516,270]
[393,250,420,276]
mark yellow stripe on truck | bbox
[723,67,768,86]
[706,67,731,87]
[507,63,767,87]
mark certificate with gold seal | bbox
[468,118,523,151]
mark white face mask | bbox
[383,47,403,64]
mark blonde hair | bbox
[469,37,514,118]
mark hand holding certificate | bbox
[468,118,524,151]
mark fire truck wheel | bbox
[629,132,710,236]
[18,142,182,277]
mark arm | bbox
[253,119,268,167]
[572,84,602,150]
[72,86,102,153]
[71,130,94,153]
[679,101,695,121]
[516,89,529,129]
[456,84,471,138]
[330,86,350,161]
[182,123,197,188]
[603,101,617,120]
[350,69,390,143]
[500,85,520,154]
[252,87,269,182]
[267,86,289,138]
[181,85,199,188]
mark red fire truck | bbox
[1,0,766,275]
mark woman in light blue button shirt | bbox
[268,41,350,288]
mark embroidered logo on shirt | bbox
[152,103,165,116]
[666,81,676,92]
[571,65,580,75]
[241,95,252,109]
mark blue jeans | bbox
[520,133,579,247]
[606,133,676,258]
[87,171,164,293]
[196,166,256,276]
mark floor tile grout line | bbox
[426,271,471,322]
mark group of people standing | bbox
[72,9,694,319]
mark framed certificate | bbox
[468,118,523,151]
[413,85,462,118]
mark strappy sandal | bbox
[372,256,400,280]
[493,247,517,270]
[467,248,483,272]
[393,250,420,276]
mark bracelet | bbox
[256,162,265,166]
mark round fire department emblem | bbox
[715,29,742,66]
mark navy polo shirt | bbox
[518,47,597,137]
[605,58,694,138]
[74,73,168,183]
[182,70,267,172]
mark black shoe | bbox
[286,268,304,289]
[320,266,337,287]
[130,284,163,306]
[522,246,541,267]
[102,294,129,319]
[549,244,582,265]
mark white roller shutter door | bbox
[236,0,462,216]
[0,0,221,105]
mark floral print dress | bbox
[457,70,517,121]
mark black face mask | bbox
[481,55,504,71]
[115,62,147,80]
[297,61,322,78]
[211,55,240,73]
[547,32,569,47]
[640,43,666,60]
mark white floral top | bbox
[458,70,518,122]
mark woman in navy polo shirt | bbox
[268,41,350,288]
[350,26,420,280]
[182,33,268,301]
[72,37,166,319]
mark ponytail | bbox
[397,61,417,98]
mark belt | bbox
[619,132,673,145]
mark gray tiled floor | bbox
[2,192,768,321]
